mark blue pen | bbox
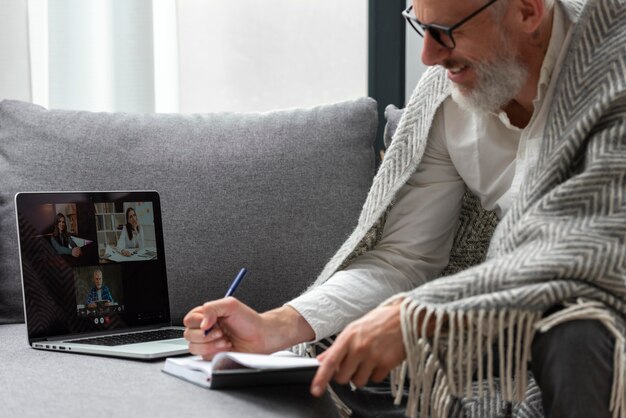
[204,268,248,336]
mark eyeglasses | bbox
[402,0,500,50]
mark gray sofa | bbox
[0,99,549,418]
[0,98,378,417]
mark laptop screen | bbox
[15,191,171,342]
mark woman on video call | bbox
[50,213,82,257]
[117,207,144,256]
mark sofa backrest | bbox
[0,98,377,324]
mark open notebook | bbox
[162,351,320,389]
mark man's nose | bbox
[421,31,451,67]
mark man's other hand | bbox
[310,302,406,397]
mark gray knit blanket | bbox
[308,0,626,417]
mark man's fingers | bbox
[184,298,239,330]
[310,359,336,397]
[183,306,204,328]
[189,338,233,359]
[200,297,240,331]
[184,326,223,343]
[310,342,348,397]
[370,366,390,383]
[350,361,376,388]
[333,351,362,385]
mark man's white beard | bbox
[450,37,527,115]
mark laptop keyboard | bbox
[65,329,184,346]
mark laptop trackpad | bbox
[160,339,188,346]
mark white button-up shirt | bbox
[288,4,572,340]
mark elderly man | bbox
[183,0,626,417]
[85,269,114,309]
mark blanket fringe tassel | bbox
[296,299,625,418]
[390,298,626,418]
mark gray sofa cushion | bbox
[383,104,403,148]
[0,98,377,324]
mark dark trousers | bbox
[332,318,615,418]
[530,319,615,418]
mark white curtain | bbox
[0,0,31,102]
[176,1,368,113]
[0,0,367,113]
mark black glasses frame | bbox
[402,0,500,50]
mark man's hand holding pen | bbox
[184,297,266,359]
[183,267,315,359]
[183,296,315,360]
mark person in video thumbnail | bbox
[50,213,82,258]
[85,269,114,309]
[117,207,145,257]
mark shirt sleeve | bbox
[287,109,466,340]
[138,227,145,249]
[117,226,128,250]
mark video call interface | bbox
[17,192,171,340]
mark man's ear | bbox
[510,0,546,34]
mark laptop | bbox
[15,191,189,360]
